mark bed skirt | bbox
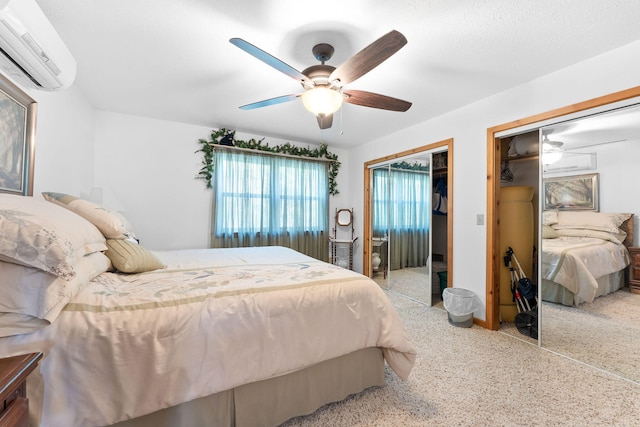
[541,269,625,306]
[110,347,385,427]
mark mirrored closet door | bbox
[368,152,436,306]
[539,103,640,384]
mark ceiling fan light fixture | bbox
[542,140,563,151]
[541,135,564,164]
[542,151,563,164]
[301,87,343,117]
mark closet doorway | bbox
[485,85,640,331]
[363,139,453,306]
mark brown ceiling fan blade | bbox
[329,30,407,85]
[230,38,307,82]
[317,114,333,129]
[343,90,412,112]
[239,94,300,110]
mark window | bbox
[372,167,430,269]
[212,148,329,260]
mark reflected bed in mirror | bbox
[539,103,640,384]
[541,213,633,306]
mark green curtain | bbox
[211,148,329,261]
[372,167,430,270]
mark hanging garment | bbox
[433,178,447,215]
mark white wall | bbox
[93,111,351,251]
[17,40,640,322]
[544,137,640,246]
[595,138,640,235]
[93,112,212,250]
[347,40,640,320]
[25,85,96,197]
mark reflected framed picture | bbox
[542,173,599,211]
[0,73,37,196]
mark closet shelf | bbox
[503,153,538,162]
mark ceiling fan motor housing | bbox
[230,30,412,129]
[301,64,339,90]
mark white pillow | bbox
[0,194,107,280]
[0,251,112,336]
[553,211,632,234]
[0,312,49,337]
[554,228,627,245]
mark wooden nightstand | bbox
[0,352,42,427]
[629,247,640,294]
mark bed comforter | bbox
[541,236,630,303]
[0,246,416,427]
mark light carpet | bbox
[538,288,640,384]
[281,290,640,426]
[372,263,447,305]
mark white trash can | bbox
[442,288,481,328]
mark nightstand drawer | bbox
[0,397,29,427]
[631,262,640,283]
[629,247,640,294]
[0,353,42,427]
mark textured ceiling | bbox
[36,0,640,147]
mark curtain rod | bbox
[212,144,335,163]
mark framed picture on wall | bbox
[0,73,37,196]
[542,173,599,211]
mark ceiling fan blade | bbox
[329,30,407,85]
[343,90,412,112]
[230,38,307,82]
[239,94,300,110]
[317,114,333,129]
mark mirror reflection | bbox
[336,209,352,226]
[369,151,448,306]
[539,104,640,383]
[499,103,640,383]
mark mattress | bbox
[541,236,630,305]
[0,246,416,427]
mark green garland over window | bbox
[390,160,430,172]
[196,128,341,195]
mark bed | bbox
[0,193,416,427]
[540,210,635,306]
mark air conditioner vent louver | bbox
[0,0,76,91]
[0,45,43,88]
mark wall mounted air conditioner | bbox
[543,152,597,174]
[0,0,76,91]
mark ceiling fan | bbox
[229,30,412,129]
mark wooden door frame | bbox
[363,138,454,290]
[485,85,640,331]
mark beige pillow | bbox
[554,211,632,233]
[105,239,164,273]
[42,192,136,240]
[542,225,558,239]
[0,194,106,280]
[542,210,558,226]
